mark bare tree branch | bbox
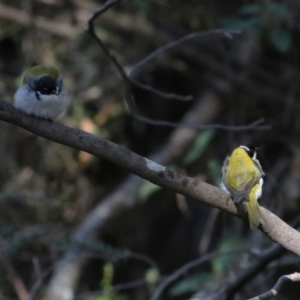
[247,272,300,300]
[203,243,286,300]
[150,248,251,300]
[191,216,300,300]
[128,79,193,101]
[87,0,192,101]
[0,100,299,260]
[45,91,222,300]
[128,29,241,101]
[129,29,241,76]
[87,0,270,131]
[1,261,29,300]
[129,108,268,131]
[87,0,128,83]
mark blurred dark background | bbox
[1,0,300,299]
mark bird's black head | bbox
[240,145,258,159]
[35,75,58,96]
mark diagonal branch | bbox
[0,100,299,257]
[45,91,222,300]
[247,272,300,300]
[190,217,300,300]
[87,0,129,84]
[150,248,251,300]
[128,29,241,76]
[87,0,191,101]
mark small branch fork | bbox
[248,272,300,300]
[87,0,270,131]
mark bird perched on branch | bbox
[14,65,68,120]
[221,145,265,230]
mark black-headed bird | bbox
[222,145,265,230]
[14,65,68,120]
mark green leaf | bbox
[138,181,162,202]
[208,159,223,186]
[182,130,215,166]
[239,3,262,15]
[212,234,248,276]
[269,29,292,53]
[134,0,149,9]
[168,272,212,297]
[222,16,260,30]
[268,3,295,19]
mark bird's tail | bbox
[245,189,265,230]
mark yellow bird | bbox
[222,145,265,230]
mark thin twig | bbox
[247,272,300,300]
[125,91,270,130]
[29,265,54,300]
[29,250,158,300]
[132,112,270,131]
[129,29,241,75]
[87,0,129,84]
[87,0,269,131]
[110,251,159,270]
[128,28,241,101]
[150,248,251,300]
[191,217,300,300]
[129,78,193,101]
[1,261,30,300]
[86,0,191,101]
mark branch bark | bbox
[0,99,299,258]
[44,91,221,300]
[1,93,300,298]
[248,272,300,300]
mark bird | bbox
[14,65,68,120]
[221,145,265,230]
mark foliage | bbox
[183,130,216,166]
[168,272,212,297]
[222,1,294,53]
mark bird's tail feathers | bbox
[245,196,265,230]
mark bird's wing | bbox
[227,162,262,204]
[231,178,256,204]
[253,158,265,176]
